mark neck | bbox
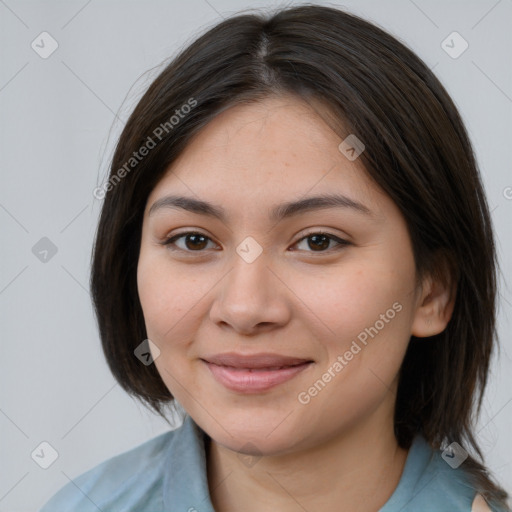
[206,407,408,512]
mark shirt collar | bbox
[163,414,216,511]
[162,415,446,511]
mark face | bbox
[137,95,425,456]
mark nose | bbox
[209,249,292,336]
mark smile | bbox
[201,353,314,393]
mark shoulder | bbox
[38,428,177,512]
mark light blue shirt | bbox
[39,414,507,511]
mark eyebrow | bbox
[148,193,373,222]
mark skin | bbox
[137,95,456,511]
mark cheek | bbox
[137,253,195,344]
[137,255,205,401]
[290,250,416,409]
[290,260,412,351]
[296,270,412,430]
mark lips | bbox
[202,352,313,393]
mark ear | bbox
[411,253,458,338]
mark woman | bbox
[40,4,510,511]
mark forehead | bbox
[146,95,388,220]
[172,95,347,171]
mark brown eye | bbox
[161,230,349,255]
[306,234,330,251]
[162,232,216,252]
[294,232,349,253]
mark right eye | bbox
[161,231,219,253]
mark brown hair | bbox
[90,4,509,508]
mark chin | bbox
[195,405,305,455]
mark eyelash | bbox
[160,230,350,255]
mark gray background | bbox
[0,0,511,510]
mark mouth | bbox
[201,353,314,393]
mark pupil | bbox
[187,234,207,250]
[309,234,329,251]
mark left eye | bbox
[293,232,349,252]
[161,231,349,253]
